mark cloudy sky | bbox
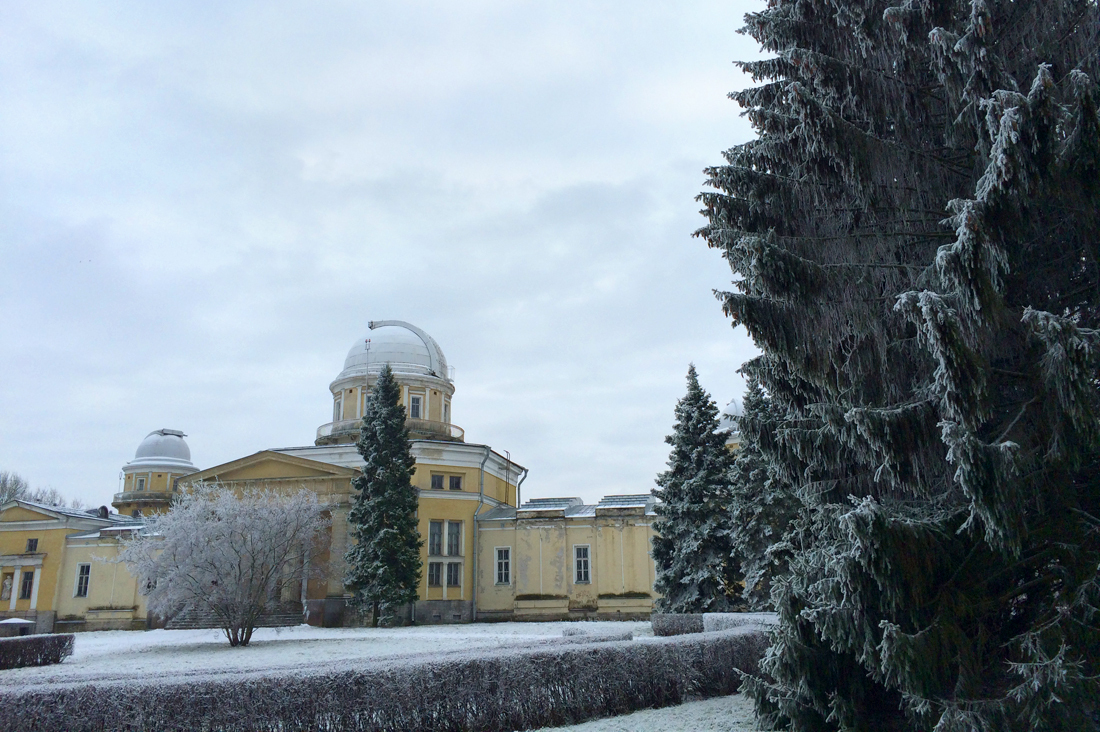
[1,1,762,509]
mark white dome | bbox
[722,396,743,426]
[125,429,196,471]
[337,320,449,381]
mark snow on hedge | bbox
[0,627,768,732]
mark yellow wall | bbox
[55,536,148,628]
[0,525,68,614]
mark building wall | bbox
[54,535,148,631]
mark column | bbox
[10,568,21,610]
[29,566,41,610]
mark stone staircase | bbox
[165,601,304,630]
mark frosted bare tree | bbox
[0,471,29,504]
[121,483,328,646]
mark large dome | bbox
[337,320,450,381]
[126,429,196,470]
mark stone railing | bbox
[316,418,464,442]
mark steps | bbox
[165,601,304,630]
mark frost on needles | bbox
[652,365,741,613]
[698,0,1100,730]
[345,364,424,627]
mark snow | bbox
[3,620,655,687]
[535,694,757,732]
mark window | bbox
[136,477,146,492]
[19,570,34,600]
[427,562,442,587]
[496,548,511,585]
[447,521,462,556]
[444,401,450,423]
[430,474,444,490]
[75,564,91,598]
[448,475,463,491]
[446,562,461,587]
[574,545,591,583]
[333,396,343,422]
[361,389,370,416]
[428,521,443,556]
[25,538,38,553]
[410,395,422,419]
[132,509,142,518]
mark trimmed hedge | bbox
[0,634,74,670]
[0,628,768,732]
[652,612,778,637]
[651,613,704,636]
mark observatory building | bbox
[0,321,660,631]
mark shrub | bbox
[0,628,767,732]
[651,613,704,636]
[0,634,74,670]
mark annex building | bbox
[1,321,661,632]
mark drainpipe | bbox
[471,444,491,622]
[516,468,529,509]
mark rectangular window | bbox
[496,548,511,585]
[333,397,342,422]
[361,389,370,416]
[447,521,462,556]
[448,475,463,491]
[25,538,38,553]
[446,562,461,587]
[19,570,34,600]
[427,562,442,587]
[136,477,146,492]
[574,545,591,584]
[410,395,422,419]
[75,564,91,598]
[430,474,444,490]
[444,401,450,423]
[429,521,443,556]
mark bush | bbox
[651,613,704,636]
[0,629,768,732]
[0,634,74,670]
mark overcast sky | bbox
[1,1,762,509]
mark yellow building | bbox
[0,320,662,630]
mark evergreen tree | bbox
[699,1,1100,729]
[652,365,740,613]
[345,364,423,627]
[727,370,798,611]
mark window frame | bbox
[446,562,461,587]
[428,521,443,556]
[427,562,442,587]
[333,395,343,422]
[495,547,511,585]
[446,521,462,557]
[19,570,34,600]
[25,538,38,553]
[448,475,463,491]
[75,563,91,598]
[574,544,591,584]
[136,477,146,492]
[410,395,422,420]
[430,474,444,490]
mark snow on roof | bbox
[596,495,654,508]
[518,497,583,511]
[0,618,35,624]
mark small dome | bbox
[125,429,196,471]
[722,396,744,426]
[337,321,449,381]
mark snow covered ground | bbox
[537,694,757,732]
[3,620,656,687]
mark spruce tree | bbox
[699,1,1100,729]
[652,364,740,613]
[727,370,798,611]
[345,364,423,627]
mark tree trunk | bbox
[371,600,380,628]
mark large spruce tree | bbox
[652,365,740,612]
[700,1,1100,729]
[345,364,423,627]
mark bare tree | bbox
[0,471,29,504]
[121,483,328,646]
[24,486,84,509]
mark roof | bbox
[9,500,137,524]
[337,321,450,382]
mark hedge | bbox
[0,634,74,671]
[0,628,768,732]
[650,613,704,636]
[652,612,778,637]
